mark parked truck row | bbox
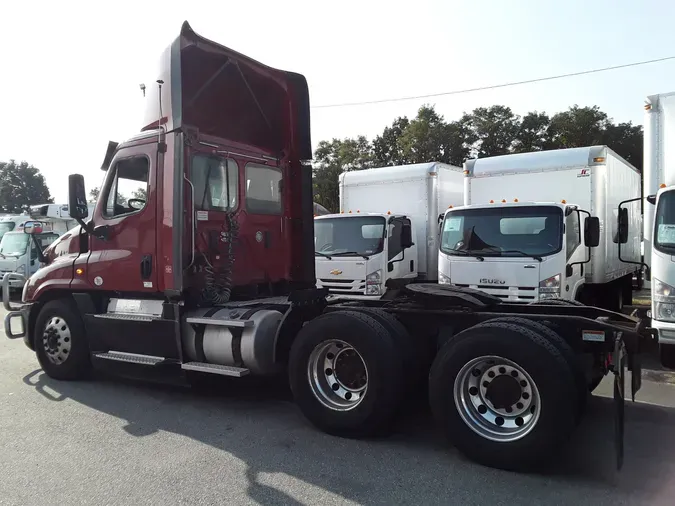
[1,22,655,473]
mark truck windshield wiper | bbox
[331,251,370,260]
[314,251,332,259]
[499,249,543,262]
[446,249,484,261]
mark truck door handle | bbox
[141,255,152,279]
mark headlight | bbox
[539,273,561,299]
[16,264,25,274]
[439,272,451,285]
[653,278,675,322]
[366,270,382,295]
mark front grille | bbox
[454,284,537,301]
[317,278,367,294]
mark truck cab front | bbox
[314,212,415,297]
[438,201,599,303]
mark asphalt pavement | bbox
[2,305,675,506]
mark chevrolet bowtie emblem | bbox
[330,269,343,275]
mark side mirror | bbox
[401,223,413,249]
[618,208,629,244]
[68,174,89,220]
[23,221,44,235]
[647,194,657,205]
[584,217,600,248]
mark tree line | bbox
[1,103,644,217]
[312,104,644,213]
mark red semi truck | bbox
[3,22,650,472]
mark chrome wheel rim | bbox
[307,339,368,411]
[42,316,72,365]
[453,355,541,442]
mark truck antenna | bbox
[156,79,165,149]
[139,83,146,97]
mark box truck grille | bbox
[454,284,537,302]
[318,278,367,294]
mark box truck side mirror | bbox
[401,223,413,249]
[618,208,629,244]
[23,221,44,235]
[68,174,89,220]
[647,194,657,205]
[584,217,600,247]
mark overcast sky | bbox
[1,0,674,203]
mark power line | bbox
[312,55,675,109]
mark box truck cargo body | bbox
[643,91,675,367]
[315,162,463,296]
[438,146,641,310]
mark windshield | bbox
[0,222,16,240]
[440,206,563,258]
[315,216,386,256]
[655,190,675,254]
[0,233,29,257]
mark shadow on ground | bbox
[19,368,675,505]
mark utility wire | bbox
[312,55,675,109]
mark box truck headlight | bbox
[16,264,25,275]
[653,278,675,322]
[366,270,382,295]
[439,272,451,285]
[539,274,561,299]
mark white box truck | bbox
[0,203,95,293]
[438,146,641,311]
[642,91,675,367]
[314,162,464,296]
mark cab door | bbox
[86,143,158,293]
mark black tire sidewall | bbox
[429,323,577,471]
[289,310,404,438]
[34,299,91,380]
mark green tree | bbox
[312,136,373,213]
[372,117,410,166]
[602,121,644,172]
[462,105,520,157]
[132,188,147,201]
[0,160,53,213]
[512,112,552,153]
[548,105,609,148]
[89,187,100,203]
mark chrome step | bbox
[94,351,166,365]
[181,362,250,377]
[93,313,158,322]
[185,317,253,327]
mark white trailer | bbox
[643,91,675,367]
[438,146,641,311]
[314,162,464,296]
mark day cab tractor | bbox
[2,21,651,472]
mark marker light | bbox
[75,268,84,275]
[349,210,352,213]
[645,104,652,110]
[448,205,453,209]
[593,157,605,163]
[561,199,567,204]
[489,200,494,203]
[501,199,506,203]
[514,198,519,202]
[387,210,391,214]
[661,184,667,189]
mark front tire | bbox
[288,310,405,438]
[429,321,578,472]
[34,299,91,380]
[660,344,675,370]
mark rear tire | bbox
[429,321,578,472]
[660,344,675,370]
[34,299,91,381]
[530,298,585,306]
[471,317,587,421]
[288,310,405,438]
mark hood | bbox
[43,226,81,264]
[141,21,311,160]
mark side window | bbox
[388,220,403,261]
[192,154,238,211]
[103,157,150,218]
[566,211,581,259]
[246,163,282,214]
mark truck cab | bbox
[438,201,599,303]
[0,229,60,290]
[314,212,415,296]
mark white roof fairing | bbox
[464,146,632,178]
[339,162,460,186]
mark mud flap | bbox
[613,334,626,471]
